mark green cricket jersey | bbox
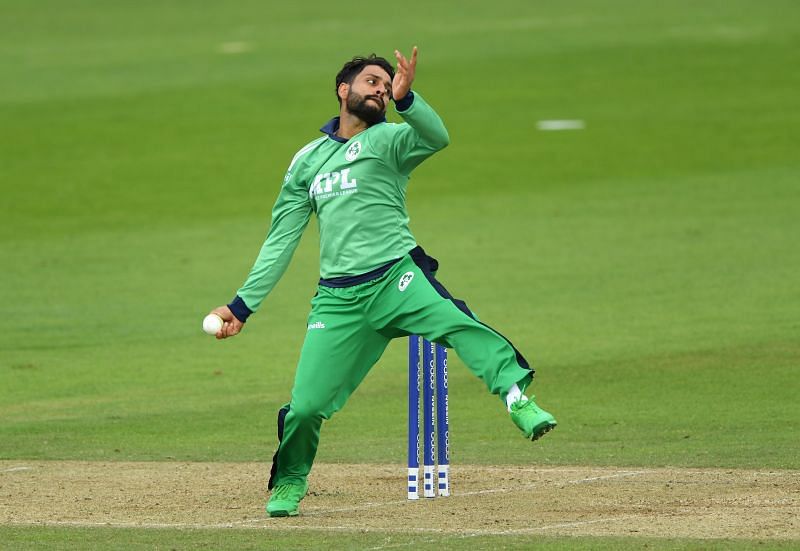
[233,92,449,316]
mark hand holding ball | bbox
[203,313,224,336]
[203,306,242,339]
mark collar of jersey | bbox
[320,116,386,143]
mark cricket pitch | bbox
[1,461,797,540]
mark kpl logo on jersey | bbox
[308,168,358,200]
[309,141,364,201]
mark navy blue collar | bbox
[320,116,386,143]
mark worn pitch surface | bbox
[1,461,797,540]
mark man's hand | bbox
[392,46,418,102]
[210,305,244,340]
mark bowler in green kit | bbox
[208,47,557,517]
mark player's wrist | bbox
[394,90,415,112]
[227,295,253,323]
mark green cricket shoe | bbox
[266,481,308,517]
[510,396,557,441]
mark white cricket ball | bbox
[202,314,224,335]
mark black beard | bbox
[346,92,385,126]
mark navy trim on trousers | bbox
[408,245,532,373]
[268,404,290,490]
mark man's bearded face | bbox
[346,89,386,126]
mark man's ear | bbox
[338,82,349,103]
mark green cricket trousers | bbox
[268,246,533,488]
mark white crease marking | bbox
[365,516,640,549]
[1,466,32,473]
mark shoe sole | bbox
[268,509,299,517]
[529,421,557,441]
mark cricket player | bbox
[208,47,557,517]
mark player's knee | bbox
[290,399,333,423]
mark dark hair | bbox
[335,54,395,104]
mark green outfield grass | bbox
[1,526,797,551]
[1,0,798,548]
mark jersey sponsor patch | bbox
[309,168,358,200]
[345,140,362,162]
[398,271,415,291]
